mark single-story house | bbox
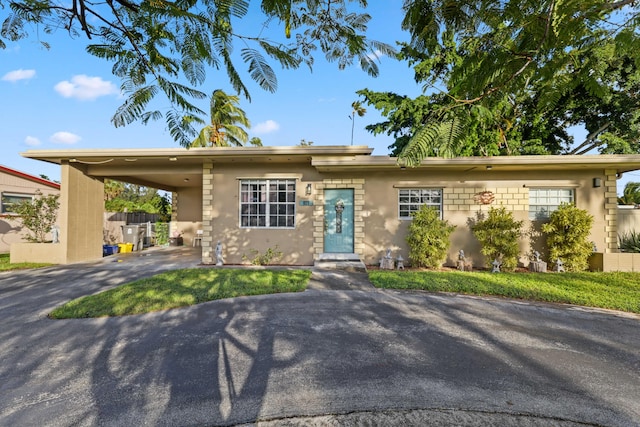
[16,146,640,271]
[0,165,60,253]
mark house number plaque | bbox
[335,200,345,233]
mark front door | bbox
[324,189,354,253]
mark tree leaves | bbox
[189,89,250,147]
[241,48,278,92]
[1,0,387,146]
[363,0,640,160]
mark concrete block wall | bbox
[202,162,214,264]
[443,186,529,213]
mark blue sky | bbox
[1,3,638,192]
[1,3,420,182]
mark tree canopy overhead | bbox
[359,0,640,165]
[1,0,394,146]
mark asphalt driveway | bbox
[0,247,639,426]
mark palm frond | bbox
[259,41,302,69]
[358,53,379,77]
[221,48,250,100]
[166,110,198,148]
[140,110,163,125]
[112,85,158,127]
[241,48,278,93]
[400,115,466,166]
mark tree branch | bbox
[568,122,611,155]
[601,0,637,11]
[453,0,556,105]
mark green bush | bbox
[406,206,456,268]
[471,206,523,271]
[242,246,283,265]
[618,230,640,253]
[155,222,169,245]
[541,203,594,271]
[13,191,60,243]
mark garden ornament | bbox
[380,248,394,270]
[51,225,59,244]
[457,250,466,271]
[396,254,405,270]
[555,258,565,273]
[215,241,224,266]
[491,259,501,273]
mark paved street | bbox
[1,247,639,426]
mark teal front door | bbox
[324,189,354,253]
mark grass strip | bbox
[50,268,311,318]
[369,270,640,314]
[0,253,52,271]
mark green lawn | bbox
[0,253,52,271]
[49,267,640,319]
[50,268,311,318]
[369,270,640,314]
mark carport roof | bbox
[21,146,374,191]
[21,146,640,192]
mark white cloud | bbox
[2,69,36,82]
[366,49,384,62]
[24,136,41,147]
[54,75,119,100]
[253,120,280,134]
[50,131,81,145]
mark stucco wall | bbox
[172,184,203,246]
[358,169,607,268]
[203,164,610,268]
[58,163,104,263]
[205,162,322,265]
[10,242,66,264]
[0,171,60,253]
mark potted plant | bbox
[169,231,183,246]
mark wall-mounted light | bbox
[169,157,178,161]
[305,183,312,196]
[184,178,190,183]
[593,177,602,188]
[486,165,493,171]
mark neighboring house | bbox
[17,146,640,271]
[0,165,60,253]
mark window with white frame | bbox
[398,188,443,219]
[240,179,296,228]
[1,193,33,214]
[529,188,574,220]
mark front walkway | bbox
[1,250,639,426]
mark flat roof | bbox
[21,146,640,191]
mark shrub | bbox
[471,206,523,271]
[618,230,640,253]
[242,246,283,265]
[155,222,169,245]
[13,191,60,243]
[541,203,594,271]
[406,206,456,268]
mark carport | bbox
[20,148,205,264]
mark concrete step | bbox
[314,253,367,273]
